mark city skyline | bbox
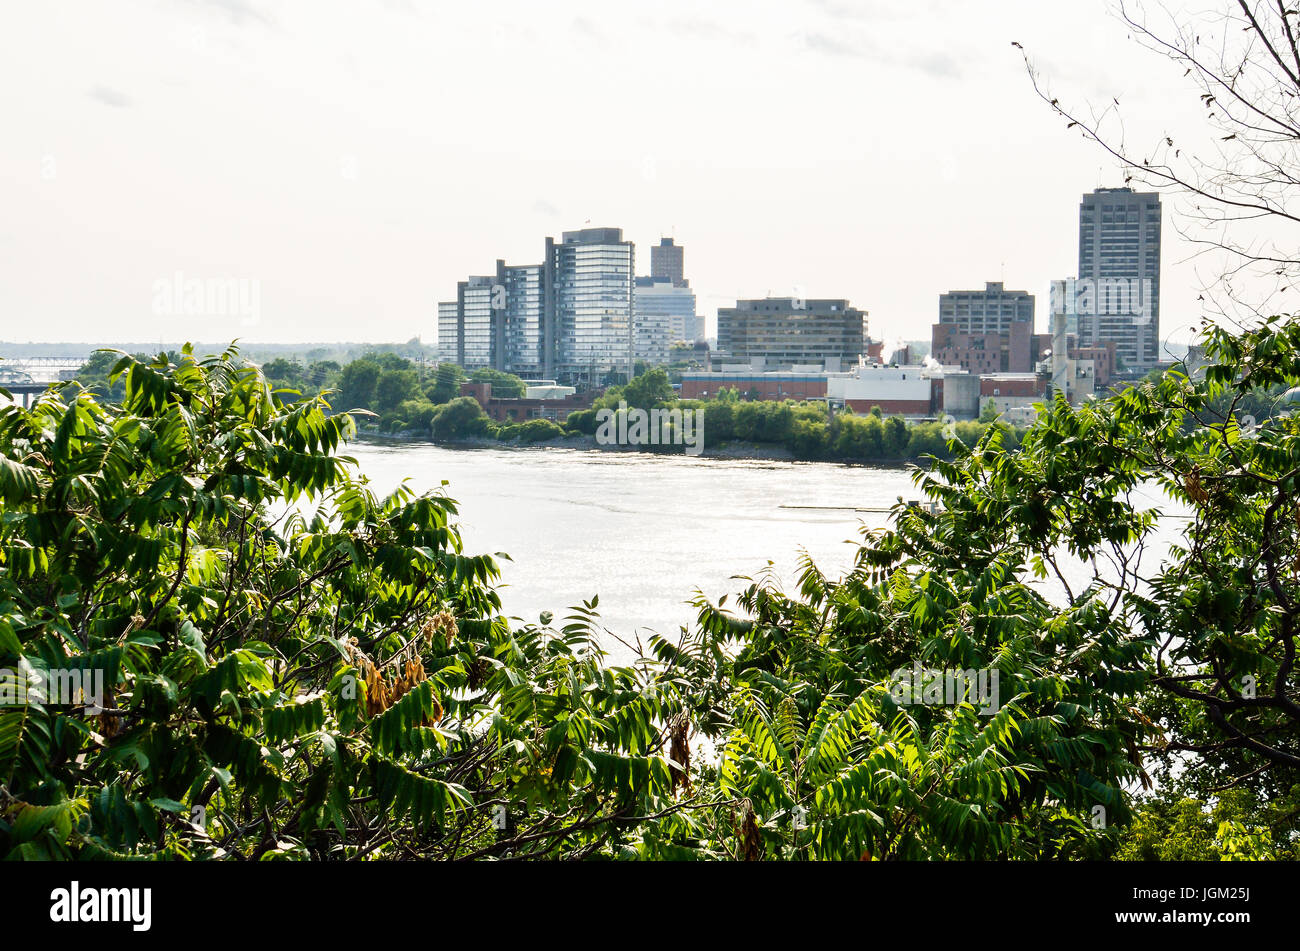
[434,187,1160,380]
[1,1,1249,349]
[438,228,702,381]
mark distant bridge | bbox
[0,377,55,408]
[0,357,88,407]
[10,356,88,368]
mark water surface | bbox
[347,442,920,644]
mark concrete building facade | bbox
[458,380,594,423]
[437,301,459,366]
[715,298,868,371]
[634,276,699,365]
[679,371,828,402]
[827,364,934,416]
[932,282,1036,374]
[979,373,1047,423]
[680,363,978,420]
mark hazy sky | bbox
[1,0,1228,348]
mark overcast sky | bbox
[1,0,1230,348]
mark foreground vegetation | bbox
[1,311,1296,859]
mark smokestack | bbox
[1051,280,1070,402]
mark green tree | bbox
[702,401,735,443]
[513,419,564,443]
[1020,0,1300,802]
[0,346,695,860]
[385,398,438,435]
[337,358,381,411]
[429,363,465,405]
[374,368,421,413]
[468,368,527,399]
[431,395,490,441]
[622,368,673,411]
[901,318,1300,806]
[72,350,141,403]
[564,408,598,436]
[790,418,828,459]
[883,416,909,457]
[665,467,1148,858]
[833,414,884,460]
[309,360,341,389]
[373,352,415,372]
[906,421,949,460]
[1117,787,1298,861]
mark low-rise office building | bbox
[458,381,594,423]
[933,322,1034,374]
[932,282,1036,374]
[680,360,1051,423]
[979,373,1047,423]
[827,363,935,416]
[715,297,868,371]
[682,362,971,420]
[679,370,828,402]
[633,276,698,365]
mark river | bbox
[345,441,1186,656]
[348,443,920,646]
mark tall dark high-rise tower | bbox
[650,237,685,287]
[1077,187,1162,370]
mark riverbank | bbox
[351,429,832,463]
